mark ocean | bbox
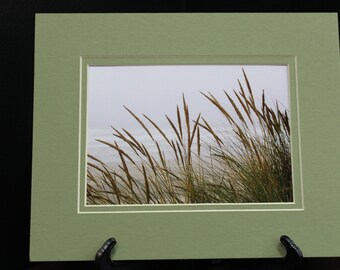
[86,126,229,167]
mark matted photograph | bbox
[86,65,292,205]
[30,13,340,262]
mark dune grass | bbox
[87,70,292,205]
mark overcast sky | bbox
[87,65,289,132]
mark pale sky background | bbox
[87,65,289,132]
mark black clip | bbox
[95,235,303,270]
[278,235,303,269]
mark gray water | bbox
[87,126,230,167]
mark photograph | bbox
[86,65,292,205]
[28,13,340,263]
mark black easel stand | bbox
[95,235,303,270]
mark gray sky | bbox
[87,65,289,131]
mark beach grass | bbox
[87,70,292,205]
